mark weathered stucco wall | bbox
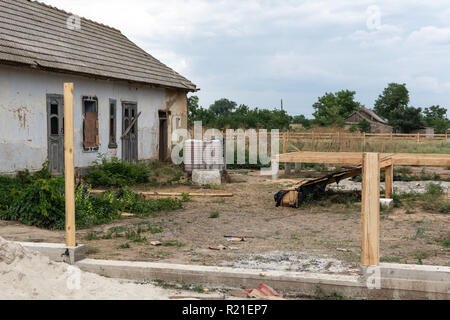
[0,65,187,174]
[165,88,188,149]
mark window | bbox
[109,99,117,149]
[82,96,99,151]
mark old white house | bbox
[0,0,197,175]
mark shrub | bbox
[0,167,183,230]
[84,156,150,187]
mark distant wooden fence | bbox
[280,132,449,153]
[187,128,449,153]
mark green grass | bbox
[84,231,101,241]
[315,285,345,300]
[85,246,100,254]
[162,240,185,247]
[117,242,131,249]
[125,229,146,243]
[393,183,449,214]
[380,256,404,263]
[209,211,220,219]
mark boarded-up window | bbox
[82,97,99,150]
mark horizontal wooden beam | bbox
[276,152,450,167]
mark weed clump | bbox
[84,157,150,187]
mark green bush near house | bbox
[0,166,183,230]
[84,156,150,187]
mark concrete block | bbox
[380,199,394,209]
[192,169,221,186]
[16,242,85,265]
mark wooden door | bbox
[122,103,138,163]
[47,94,64,174]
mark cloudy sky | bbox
[44,0,450,117]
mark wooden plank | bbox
[142,192,234,198]
[64,83,76,247]
[277,151,450,167]
[385,165,393,199]
[120,111,142,139]
[361,153,380,267]
[90,190,234,198]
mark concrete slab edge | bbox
[16,241,85,265]
[76,259,450,300]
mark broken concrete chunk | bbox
[192,169,221,186]
[380,198,394,209]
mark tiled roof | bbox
[0,0,197,91]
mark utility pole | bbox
[281,99,284,111]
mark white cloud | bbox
[408,26,450,45]
[40,0,450,113]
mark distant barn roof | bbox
[347,107,389,124]
[0,0,197,91]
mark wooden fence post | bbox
[385,165,393,199]
[64,83,76,247]
[361,153,380,267]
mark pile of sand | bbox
[0,236,175,300]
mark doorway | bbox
[47,94,64,175]
[159,111,169,162]
[122,102,138,163]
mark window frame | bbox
[108,98,118,149]
[82,96,99,152]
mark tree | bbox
[374,83,409,121]
[209,98,237,116]
[424,105,449,134]
[187,95,215,127]
[312,90,363,127]
[291,115,312,129]
[389,106,425,133]
[358,118,371,133]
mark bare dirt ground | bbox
[1,168,449,274]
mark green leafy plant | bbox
[84,156,150,187]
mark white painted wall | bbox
[0,65,176,174]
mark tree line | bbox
[188,83,449,134]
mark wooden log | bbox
[142,192,234,198]
[361,153,380,267]
[64,83,76,247]
[90,190,234,198]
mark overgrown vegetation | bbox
[0,166,183,230]
[85,156,150,187]
[84,156,184,188]
[393,183,450,214]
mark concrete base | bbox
[76,259,450,299]
[192,169,221,186]
[17,242,85,265]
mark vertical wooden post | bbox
[64,83,76,247]
[361,153,380,267]
[385,165,393,199]
[363,132,366,151]
[282,132,286,154]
